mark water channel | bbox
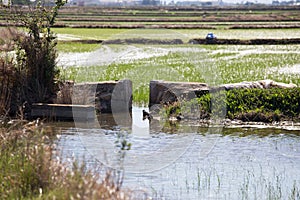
[56,106,300,200]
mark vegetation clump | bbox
[166,88,300,123]
[196,88,300,122]
[0,1,67,116]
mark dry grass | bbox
[0,120,137,200]
[0,53,15,116]
[54,80,74,104]
[0,28,21,115]
[0,27,19,51]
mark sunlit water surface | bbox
[56,107,300,200]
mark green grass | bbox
[57,42,101,52]
[193,88,300,121]
[176,28,300,39]
[54,28,300,47]
[53,28,128,40]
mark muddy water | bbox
[56,107,300,200]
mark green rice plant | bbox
[53,28,128,40]
[177,28,300,40]
[0,53,15,116]
[237,168,299,200]
[60,44,300,104]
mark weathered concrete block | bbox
[72,79,132,113]
[149,80,298,108]
[31,103,95,121]
[149,80,209,107]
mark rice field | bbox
[57,40,300,104]
[53,28,300,42]
[2,5,300,200]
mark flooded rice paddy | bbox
[56,35,300,199]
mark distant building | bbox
[176,1,222,6]
[279,0,296,5]
[244,1,255,5]
[1,0,11,6]
[68,0,101,6]
[141,0,160,5]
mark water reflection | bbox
[55,107,300,200]
[132,107,150,137]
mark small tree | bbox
[9,0,67,114]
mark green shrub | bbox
[0,1,67,116]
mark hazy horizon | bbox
[68,0,278,4]
[223,0,272,4]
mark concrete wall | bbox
[149,80,209,107]
[71,79,132,113]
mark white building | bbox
[1,0,12,6]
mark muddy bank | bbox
[229,24,300,29]
[103,38,184,45]
[57,37,300,45]
[190,38,300,45]
[59,39,103,44]
[3,22,300,30]
[58,38,184,45]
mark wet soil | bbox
[190,38,300,45]
[58,37,300,45]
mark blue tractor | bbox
[206,32,217,40]
[205,33,217,43]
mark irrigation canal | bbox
[55,106,300,200]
